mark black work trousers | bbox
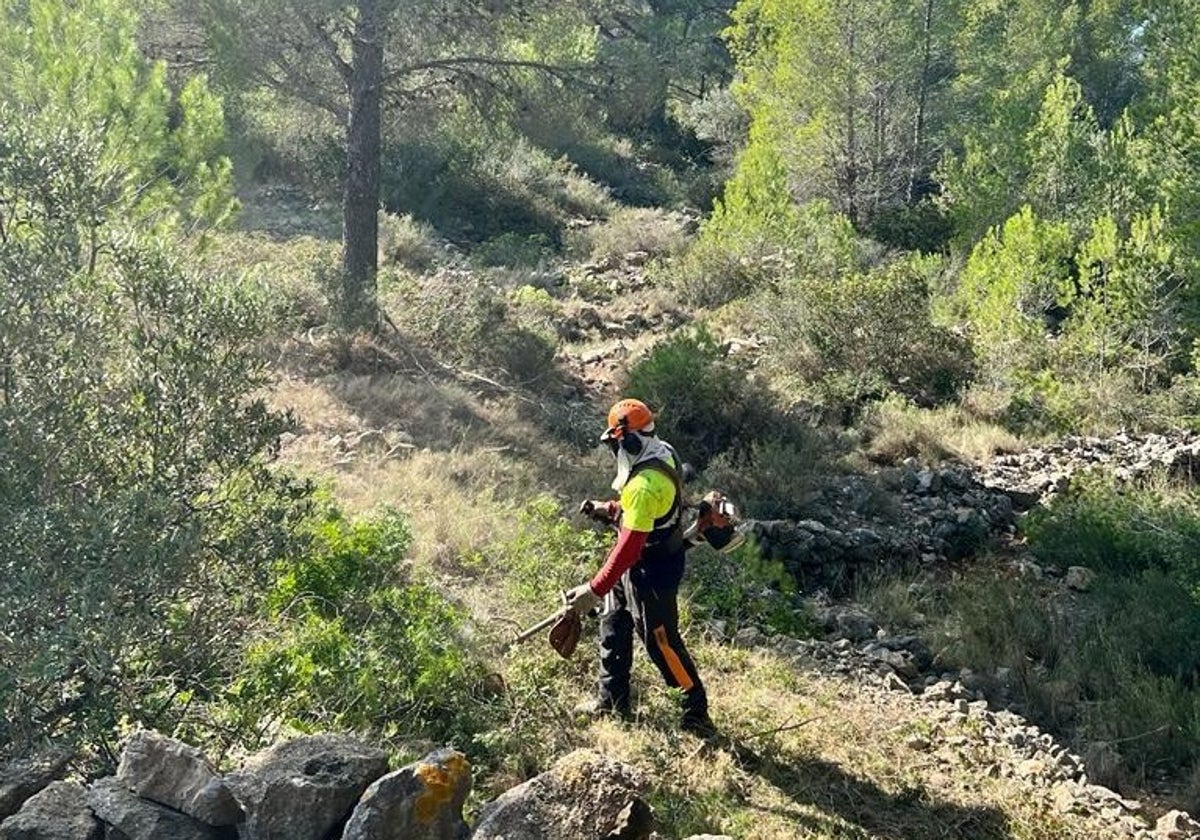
[597,562,707,721]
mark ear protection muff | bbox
[620,431,643,456]
[618,418,644,456]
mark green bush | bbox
[1024,475,1200,591]
[202,232,341,330]
[931,568,1200,784]
[478,495,610,616]
[385,273,556,385]
[751,253,974,417]
[564,207,691,264]
[686,541,815,639]
[228,507,479,742]
[474,232,554,268]
[624,326,776,467]
[938,576,1063,683]
[379,211,441,272]
[0,103,307,757]
[705,437,827,520]
[671,178,863,310]
[380,120,612,247]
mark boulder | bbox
[341,749,470,840]
[864,647,920,681]
[116,731,242,826]
[0,781,101,840]
[87,778,222,840]
[0,751,74,820]
[470,750,651,840]
[225,734,388,840]
[821,607,878,643]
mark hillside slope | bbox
[266,355,1192,840]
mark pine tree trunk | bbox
[341,0,384,331]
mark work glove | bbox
[564,582,601,617]
[578,499,618,523]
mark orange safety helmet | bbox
[602,398,655,441]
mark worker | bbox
[566,398,714,736]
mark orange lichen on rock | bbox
[413,751,470,824]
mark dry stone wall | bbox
[747,431,1200,595]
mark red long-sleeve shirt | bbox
[589,527,648,596]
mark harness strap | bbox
[629,454,685,554]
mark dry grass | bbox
[862,397,1026,466]
[268,372,603,571]
[498,638,1138,839]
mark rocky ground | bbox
[0,728,732,840]
[730,628,1200,840]
[750,431,1200,596]
[714,430,1200,838]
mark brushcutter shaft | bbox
[512,608,568,645]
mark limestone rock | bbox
[1065,566,1097,592]
[731,627,763,649]
[87,778,221,840]
[1084,742,1123,789]
[226,734,388,840]
[116,731,242,827]
[0,781,101,840]
[814,606,878,643]
[470,750,651,840]
[0,751,74,820]
[1156,810,1200,839]
[341,749,470,840]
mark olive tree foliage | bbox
[0,0,307,759]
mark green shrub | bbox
[228,507,479,742]
[0,111,307,758]
[1024,475,1200,591]
[228,87,343,192]
[380,119,613,247]
[624,326,776,467]
[866,200,955,253]
[202,232,340,330]
[686,541,815,639]
[379,211,441,272]
[861,396,1025,466]
[385,273,556,385]
[479,495,610,616]
[474,232,554,268]
[671,177,863,310]
[751,254,975,417]
[565,207,691,264]
[938,576,1066,691]
[705,437,827,520]
[930,568,1200,784]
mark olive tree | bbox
[0,0,305,759]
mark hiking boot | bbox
[574,697,632,721]
[681,711,717,738]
